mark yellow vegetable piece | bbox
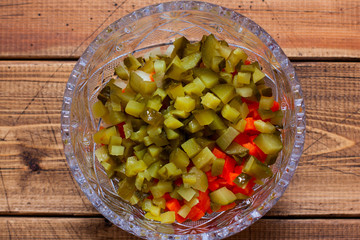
[193,109,215,126]
[160,211,176,224]
[125,100,145,118]
[174,96,195,112]
[164,116,184,129]
[192,147,216,171]
[201,92,221,110]
[181,138,202,158]
[252,67,266,83]
[221,104,240,123]
[92,101,107,118]
[211,84,236,104]
[178,205,191,218]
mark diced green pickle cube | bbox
[254,120,276,133]
[216,126,239,150]
[193,67,219,88]
[259,96,274,110]
[174,96,195,112]
[252,67,266,83]
[243,156,273,179]
[211,84,235,104]
[201,92,221,110]
[193,109,215,126]
[164,116,184,129]
[221,104,240,123]
[192,147,216,171]
[170,148,190,170]
[181,138,202,158]
[92,101,107,118]
[253,133,283,154]
[95,146,110,162]
[177,186,197,201]
[125,100,145,118]
[233,72,251,86]
[210,187,236,205]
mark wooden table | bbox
[1,0,359,239]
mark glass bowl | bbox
[60,1,305,239]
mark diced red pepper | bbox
[247,102,259,111]
[252,109,261,120]
[212,146,227,159]
[147,195,154,200]
[116,122,126,138]
[175,214,187,223]
[220,156,237,179]
[244,60,251,65]
[153,178,159,184]
[247,102,261,120]
[215,202,236,212]
[206,171,217,182]
[249,135,257,144]
[226,172,240,186]
[197,190,211,213]
[187,206,205,221]
[241,97,257,104]
[242,142,259,159]
[216,179,229,189]
[244,117,259,134]
[208,181,220,191]
[166,198,181,213]
[234,133,250,145]
[234,165,243,174]
[271,101,280,112]
[232,179,256,196]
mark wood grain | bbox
[1,217,360,239]
[0,61,360,217]
[0,0,359,59]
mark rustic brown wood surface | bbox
[0,0,359,59]
[1,218,360,240]
[1,0,359,239]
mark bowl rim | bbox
[60,1,305,239]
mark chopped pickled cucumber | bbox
[210,187,236,205]
[253,133,283,154]
[243,156,273,179]
[211,84,235,104]
[193,67,219,88]
[201,92,221,110]
[93,34,284,223]
[192,147,216,171]
[92,101,107,118]
[181,138,202,158]
[188,167,208,192]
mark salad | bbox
[92,34,283,223]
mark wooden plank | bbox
[0,0,359,59]
[0,61,98,215]
[0,61,360,216]
[1,217,360,239]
